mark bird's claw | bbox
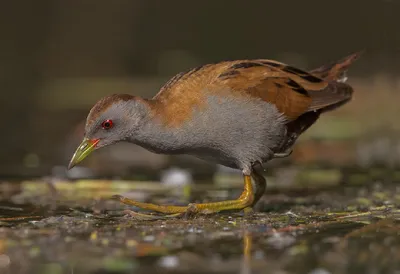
[273,148,293,158]
[123,210,183,220]
[182,203,199,219]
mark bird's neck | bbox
[127,100,189,154]
[132,121,187,155]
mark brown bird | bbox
[68,52,361,217]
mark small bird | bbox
[68,52,361,217]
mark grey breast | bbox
[134,94,287,171]
[177,94,287,170]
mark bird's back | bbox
[151,52,360,126]
[143,53,361,170]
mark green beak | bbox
[68,138,100,170]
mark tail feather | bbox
[306,51,362,113]
[307,82,354,112]
[310,51,363,82]
[277,52,362,153]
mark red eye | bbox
[101,119,113,130]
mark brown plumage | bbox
[151,52,361,127]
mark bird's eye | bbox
[101,119,113,130]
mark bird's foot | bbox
[111,175,255,220]
[120,204,253,220]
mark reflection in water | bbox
[241,231,252,274]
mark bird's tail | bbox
[278,52,363,154]
[310,51,363,83]
[307,51,363,113]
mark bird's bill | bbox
[68,138,100,170]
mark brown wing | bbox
[154,64,216,101]
[211,60,330,121]
[152,57,356,125]
[215,57,359,120]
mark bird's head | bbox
[68,94,149,169]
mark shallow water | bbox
[0,169,399,274]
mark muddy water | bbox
[0,170,399,274]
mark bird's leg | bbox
[251,169,267,208]
[190,174,254,214]
[112,174,255,216]
[250,149,290,208]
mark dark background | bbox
[1,0,399,178]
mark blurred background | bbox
[1,2,400,273]
[1,0,399,181]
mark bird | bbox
[68,52,362,218]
